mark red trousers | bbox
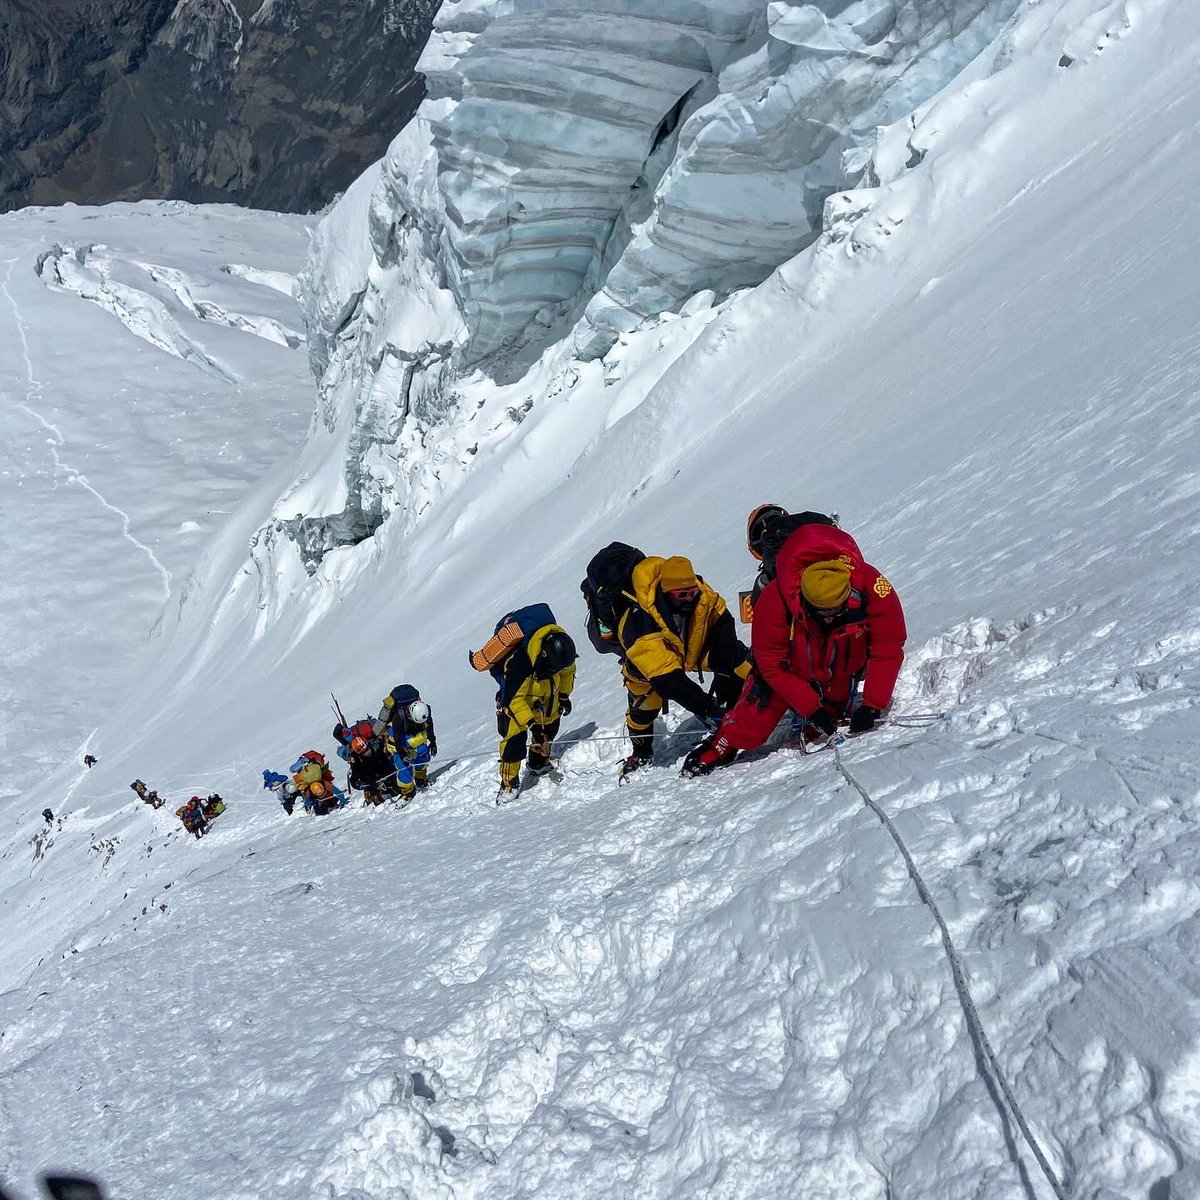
[717,676,848,752]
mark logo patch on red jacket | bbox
[873,575,893,598]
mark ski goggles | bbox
[664,585,701,605]
[809,601,848,621]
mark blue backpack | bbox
[477,603,557,692]
[495,603,556,641]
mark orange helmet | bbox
[746,504,787,561]
[308,781,327,798]
[350,735,369,755]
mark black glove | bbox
[429,737,438,758]
[699,698,727,731]
[849,705,881,735]
[807,707,838,737]
[559,695,572,717]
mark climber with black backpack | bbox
[615,554,752,780]
[334,717,404,805]
[470,604,577,801]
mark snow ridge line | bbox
[3,261,173,602]
[832,743,1068,1200]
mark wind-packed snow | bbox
[3,1,1200,1198]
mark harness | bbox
[781,586,867,676]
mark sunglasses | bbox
[665,585,701,604]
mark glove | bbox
[807,707,838,737]
[849,705,881,735]
[429,737,438,758]
[559,696,572,717]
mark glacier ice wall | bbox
[290,0,1022,568]
[421,0,1023,368]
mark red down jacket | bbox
[752,524,906,717]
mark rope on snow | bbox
[831,741,1068,1200]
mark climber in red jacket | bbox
[682,523,906,775]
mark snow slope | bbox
[3,1,1200,1198]
[0,202,314,799]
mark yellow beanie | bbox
[801,559,852,609]
[660,556,698,591]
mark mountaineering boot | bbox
[497,759,522,803]
[395,781,417,808]
[618,732,655,783]
[681,733,738,778]
[618,751,650,782]
[415,767,430,790]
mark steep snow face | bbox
[420,0,1024,369]
[3,1,1200,1198]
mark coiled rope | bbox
[832,742,1067,1200]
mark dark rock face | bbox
[0,0,438,214]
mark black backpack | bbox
[758,512,836,583]
[581,542,644,627]
[581,542,645,656]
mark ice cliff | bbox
[291,0,1023,569]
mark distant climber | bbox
[130,779,166,809]
[263,770,298,815]
[471,603,576,800]
[335,716,404,805]
[83,754,97,768]
[264,752,346,816]
[42,808,53,824]
[372,684,437,802]
[615,554,751,780]
[176,796,210,838]
[740,504,840,622]
[684,523,906,776]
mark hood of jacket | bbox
[776,525,865,612]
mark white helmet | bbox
[408,699,430,725]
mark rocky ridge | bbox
[0,0,439,214]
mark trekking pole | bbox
[331,692,349,727]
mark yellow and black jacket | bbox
[499,623,577,730]
[616,557,750,719]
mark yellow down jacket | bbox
[617,557,729,684]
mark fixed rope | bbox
[831,742,1067,1200]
